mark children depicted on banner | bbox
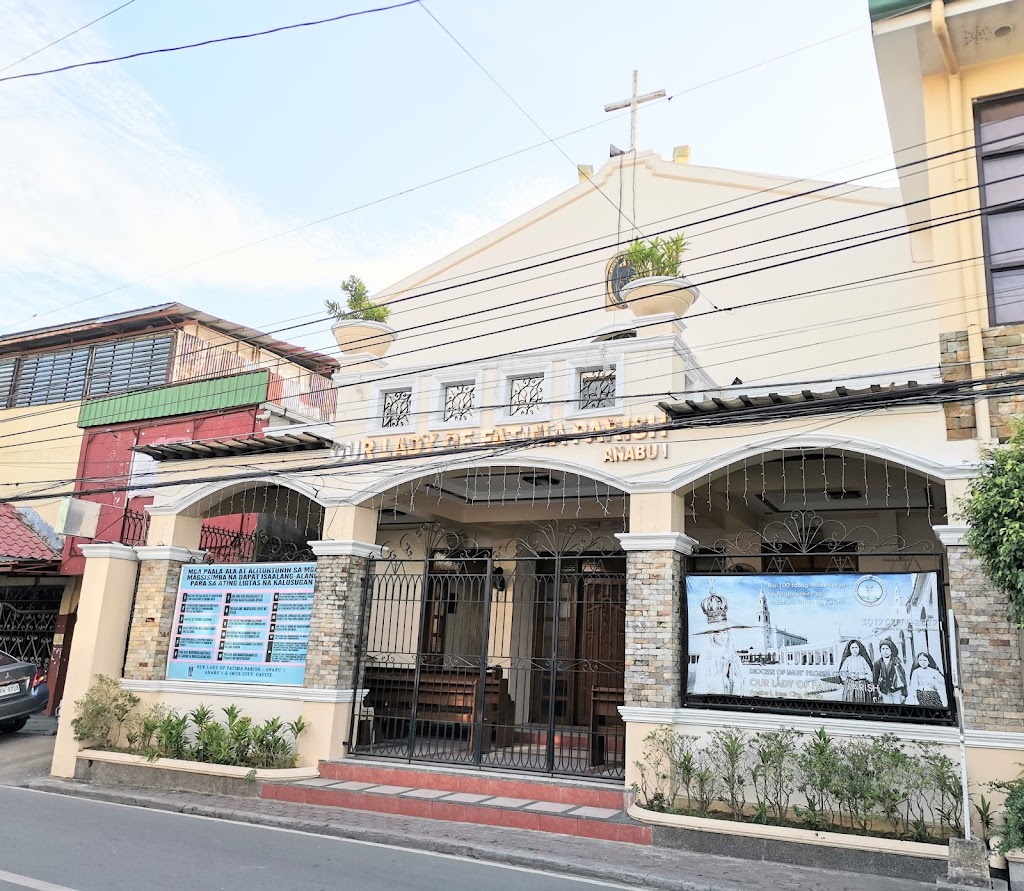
[907,652,948,707]
[837,639,873,703]
[872,638,908,704]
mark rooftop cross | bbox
[603,70,666,153]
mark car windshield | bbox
[0,651,16,666]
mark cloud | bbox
[0,2,563,342]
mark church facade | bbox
[49,3,1024,828]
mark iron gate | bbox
[349,524,627,779]
[0,586,64,670]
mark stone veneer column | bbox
[616,532,696,709]
[123,546,206,681]
[936,524,1024,732]
[304,540,381,690]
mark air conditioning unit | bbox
[54,498,102,538]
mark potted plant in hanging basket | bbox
[619,234,700,317]
[326,275,396,358]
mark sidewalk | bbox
[28,777,944,891]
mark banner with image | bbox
[166,562,316,685]
[685,573,949,709]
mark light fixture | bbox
[995,24,1013,37]
[609,144,626,158]
[430,551,462,574]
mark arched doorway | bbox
[349,465,629,778]
[676,447,953,723]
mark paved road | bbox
[0,714,56,786]
[0,786,633,891]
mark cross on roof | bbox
[603,70,666,153]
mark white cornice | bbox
[309,539,383,558]
[134,546,207,563]
[79,543,138,562]
[616,532,698,555]
[120,679,365,703]
[617,706,959,745]
[933,524,970,547]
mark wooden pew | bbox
[363,665,515,754]
[590,685,625,768]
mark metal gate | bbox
[349,524,627,779]
[0,586,64,670]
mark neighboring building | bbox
[0,304,337,710]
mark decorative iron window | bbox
[381,388,412,428]
[578,367,616,410]
[443,382,475,422]
[975,92,1024,324]
[508,374,544,416]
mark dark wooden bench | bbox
[363,665,515,753]
[590,685,625,768]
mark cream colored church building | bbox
[52,0,1024,822]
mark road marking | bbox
[0,869,79,891]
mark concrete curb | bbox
[25,778,722,891]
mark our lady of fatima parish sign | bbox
[166,563,315,685]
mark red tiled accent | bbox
[265,782,650,845]
[0,504,60,563]
[314,761,628,809]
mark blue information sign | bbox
[166,562,316,685]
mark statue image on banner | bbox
[685,573,949,708]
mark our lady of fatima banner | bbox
[685,573,949,710]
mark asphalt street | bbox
[0,714,56,786]
[0,785,636,891]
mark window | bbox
[381,388,412,428]
[578,367,616,410]
[508,374,544,416]
[442,382,475,422]
[976,93,1024,324]
[14,348,90,407]
[0,333,175,409]
[88,335,173,397]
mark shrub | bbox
[72,679,307,770]
[70,675,140,748]
[325,275,389,324]
[991,776,1024,855]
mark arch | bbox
[150,476,330,519]
[651,433,975,495]
[345,455,632,506]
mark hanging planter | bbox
[618,234,700,318]
[330,319,396,357]
[326,274,397,357]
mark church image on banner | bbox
[49,6,1024,833]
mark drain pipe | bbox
[932,0,993,443]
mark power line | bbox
[0,1,419,85]
[2,368,1014,505]
[0,0,139,74]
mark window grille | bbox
[443,382,475,422]
[508,374,543,416]
[381,388,412,428]
[578,368,616,410]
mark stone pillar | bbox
[936,524,1024,732]
[304,540,380,689]
[51,544,139,777]
[123,545,206,681]
[301,538,380,762]
[616,532,696,709]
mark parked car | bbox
[0,650,49,733]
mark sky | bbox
[0,1,895,356]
